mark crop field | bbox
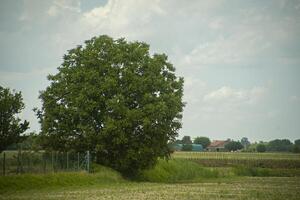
[172,152,300,168]
[172,151,300,160]
[1,177,300,200]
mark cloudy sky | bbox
[1,0,300,142]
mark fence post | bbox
[66,152,69,171]
[17,150,20,174]
[51,151,54,172]
[77,152,80,171]
[87,151,90,173]
[3,152,5,176]
[43,153,46,173]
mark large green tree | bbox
[0,86,29,152]
[37,35,184,175]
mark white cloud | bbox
[203,86,266,105]
[180,31,271,68]
[80,0,166,39]
[47,0,81,17]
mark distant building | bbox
[172,144,204,152]
[207,140,230,152]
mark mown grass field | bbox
[1,176,300,200]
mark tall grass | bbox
[0,164,125,193]
[137,159,219,183]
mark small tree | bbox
[0,86,29,152]
[256,143,266,152]
[181,136,192,144]
[225,141,243,152]
[193,136,210,148]
[241,137,250,149]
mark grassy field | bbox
[1,176,300,200]
[1,154,300,199]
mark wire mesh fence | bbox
[0,150,90,175]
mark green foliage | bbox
[181,135,192,144]
[256,143,267,152]
[292,145,300,153]
[224,141,243,151]
[293,139,300,153]
[0,86,29,153]
[18,132,42,151]
[267,139,293,152]
[36,35,184,176]
[137,159,219,183]
[241,137,250,149]
[193,136,210,148]
[181,144,193,151]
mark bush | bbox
[137,159,219,183]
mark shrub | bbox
[137,159,219,183]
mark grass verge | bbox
[0,164,125,193]
[137,159,219,183]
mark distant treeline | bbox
[172,135,300,153]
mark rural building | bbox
[207,140,230,152]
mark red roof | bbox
[208,140,229,148]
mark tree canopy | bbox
[256,143,266,152]
[193,136,210,148]
[0,86,29,152]
[225,141,243,152]
[37,35,184,176]
[267,139,292,152]
[181,136,192,144]
[241,137,250,149]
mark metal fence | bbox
[0,150,90,175]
